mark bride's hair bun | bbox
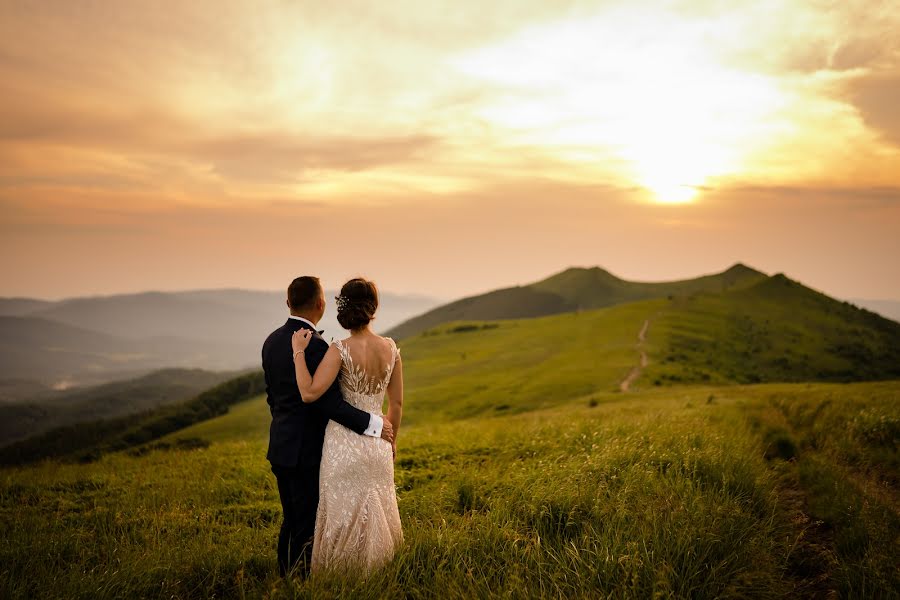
[336,278,378,331]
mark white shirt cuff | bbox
[364,413,383,437]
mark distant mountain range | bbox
[0,288,441,391]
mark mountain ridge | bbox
[651,271,900,385]
[387,262,768,339]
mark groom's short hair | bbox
[287,276,322,311]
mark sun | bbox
[644,181,699,205]
[450,6,787,204]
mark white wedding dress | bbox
[311,337,403,574]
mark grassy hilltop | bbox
[386,262,768,340]
[1,266,898,598]
[650,272,900,385]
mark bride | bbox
[290,277,404,574]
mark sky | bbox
[1,0,899,302]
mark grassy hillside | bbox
[0,297,654,463]
[9,268,898,464]
[166,298,661,441]
[1,380,897,598]
[0,368,238,447]
[397,300,664,422]
[649,273,900,385]
[388,271,900,422]
[1,272,898,597]
[387,262,766,339]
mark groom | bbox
[262,275,394,577]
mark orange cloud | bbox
[0,1,898,300]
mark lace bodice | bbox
[332,337,399,413]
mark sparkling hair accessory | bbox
[335,295,351,311]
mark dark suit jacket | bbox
[262,318,371,468]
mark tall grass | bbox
[3,384,858,599]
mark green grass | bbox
[738,381,900,597]
[1,288,898,598]
[397,298,665,422]
[159,391,271,445]
[2,380,898,598]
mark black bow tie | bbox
[317,329,325,335]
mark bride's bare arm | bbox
[291,329,341,402]
[385,352,404,452]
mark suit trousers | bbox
[271,462,320,577]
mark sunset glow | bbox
[1,1,899,300]
[450,7,782,204]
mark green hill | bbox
[12,268,899,462]
[649,273,900,385]
[387,262,767,339]
[379,271,899,421]
[2,268,898,597]
[169,271,900,447]
[0,297,655,464]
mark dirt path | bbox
[773,468,840,598]
[619,318,650,392]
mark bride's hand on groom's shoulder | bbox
[291,329,313,354]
